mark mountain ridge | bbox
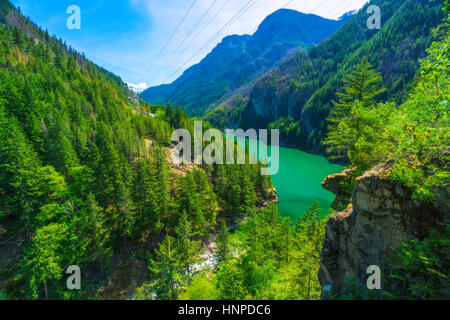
[233,0,444,154]
[141,9,350,115]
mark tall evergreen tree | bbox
[175,211,200,275]
[324,57,386,168]
[148,235,182,300]
[215,220,230,265]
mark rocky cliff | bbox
[319,162,449,299]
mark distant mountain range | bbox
[141,9,351,116]
[142,0,443,156]
[236,0,444,153]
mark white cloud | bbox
[127,82,148,93]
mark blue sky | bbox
[10,0,368,91]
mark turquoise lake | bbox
[232,135,344,222]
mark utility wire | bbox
[248,0,300,35]
[160,0,233,80]
[323,0,353,18]
[165,0,260,103]
[249,0,332,35]
[307,0,332,14]
[144,0,198,76]
[164,0,345,103]
[164,0,260,86]
[154,0,219,81]
[190,0,234,48]
[330,0,362,19]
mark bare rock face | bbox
[321,168,356,210]
[97,257,148,300]
[319,162,449,299]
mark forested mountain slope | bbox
[180,2,449,300]
[141,9,349,116]
[0,0,271,299]
[318,1,449,298]
[207,0,444,153]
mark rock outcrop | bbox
[321,168,355,210]
[97,257,148,300]
[319,162,449,299]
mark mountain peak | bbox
[142,9,346,115]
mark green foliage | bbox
[216,262,247,300]
[21,223,68,299]
[333,57,386,109]
[0,290,8,300]
[215,220,230,265]
[325,16,449,200]
[0,3,272,300]
[142,10,346,116]
[183,202,328,300]
[387,226,450,299]
[178,169,218,236]
[324,57,387,169]
[203,105,243,130]
[147,235,183,300]
[178,272,219,300]
[268,117,302,147]
[266,201,325,300]
[239,0,444,152]
[175,211,201,275]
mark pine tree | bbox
[151,145,172,230]
[216,262,246,300]
[21,223,68,299]
[280,217,291,265]
[179,172,203,234]
[333,57,385,112]
[11,27,23,46]
[175,211,200,275]
[324,57,386,168]
[215,220,230,265]
[291,201,325,300]
[133,159,156,233]
[148,235,182,300]
[295,200,322,246]
[239,165,257,216]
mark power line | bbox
[323,0,353,18]
[307,0,332,14]
[164,0,260,86]
[165,0,331,99]
[164,0,347,103]
[159,0,233,82]
[145,0,198,76]
[250,0,333,34]
[330,0,362,19]
[282,0,298,9]
[199,0,260,53]
[154,0,219,81]
[191,0,234,47]
[248,0,300,36]
[165,0,261,103]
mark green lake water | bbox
[232,135,344,222]
[270,147,344,222]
